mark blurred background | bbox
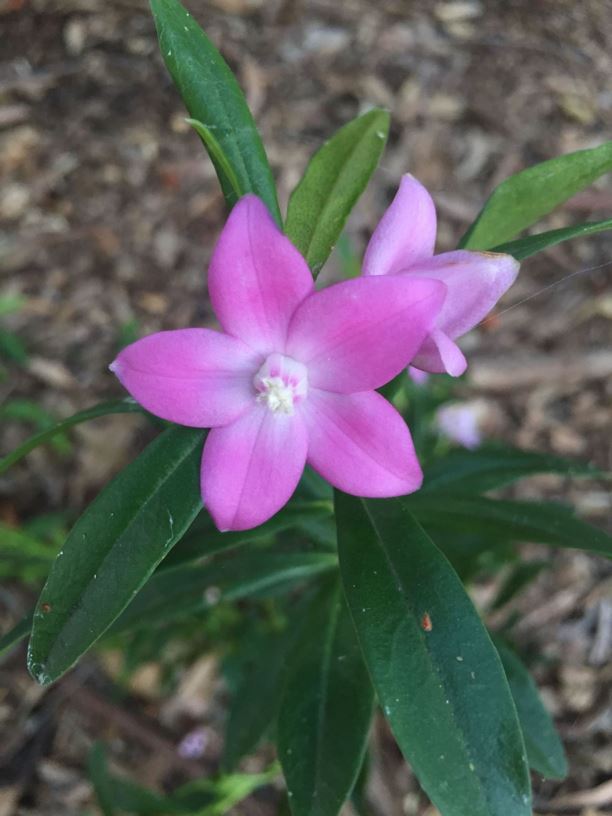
[1,1,611,814]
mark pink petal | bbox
[286,276,446,393]
[302,389,422,496]
[201,406,308,531]
[207,195,314,354]
[362,174,437,277]
[411,328,467,377]
[110,329,260,427]
[406,250,519,340]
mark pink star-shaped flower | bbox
[363,174,519,376]
[111,195,445,531]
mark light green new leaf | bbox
[286,109,390,275]
[0,398,142,475]
[421,445,598,494]
[28,426,204,685]
[495,639,568,780]
[278,580,374,816]
[150,0,281,224]
[89,741,278,815]
[493,218,612,260]
[459,140,612,248]
[336,493,531,816]
[406,494,612,558]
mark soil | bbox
[1,1,611,814]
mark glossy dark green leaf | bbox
[150,0,281,224]
[406,494,612,557]
[336,493,531,816]
[495,639,568,780]
[0,613,32,659]
[224,625,295,770]
[493,218,612,260]
[28,426,204,685]
[278,580,374,816]
[422,446,598,494]
[459,140,612,249]
[0,398,142,475]
[164,499,332,569]
[286,109,390,275]
[111,552,337,634]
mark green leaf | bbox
[278,580,374,816]
[164,499,333,569]
[0,398,142,475]
[0,613,33,659]
[336,493,531,816]
[421,445,598,494]
[285,109,390,275]
[495,639,568,780]
[224,625,294,769]
[0,522,57,584]
[492,218,612,260]
[406,494,612,557]
[28,426,204,685]
[111,552,337,634]
[150,0,281,225]
[88,743,119,816]
[0,327,28,364]
[186,118,242,200]
[171,766,279,816]
[459,140,612,248]
[88,742,278,815]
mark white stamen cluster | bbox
[253,353,308,415]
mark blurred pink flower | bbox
[362,174,519,376]
[111,195,445,531]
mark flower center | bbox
[253,353,308,415]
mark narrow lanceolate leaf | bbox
[405,494,612,558]
[0,398,142,475]
[286,109,390,275]
[278,581,374,816]
[421,446,598,494]
[493,218,612,260]
[111,552,337,634]
[0,613,33,659]
[459,140,612,249]
[150,0,281,224]
[28,426,204,685]
[336,493,531,816]
[495,639,568,780]
[224,626,294,770]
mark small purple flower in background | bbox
[362,174,519,376]
[435,401,490,450]
[111,195,445,531]
[177,726,209,759]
